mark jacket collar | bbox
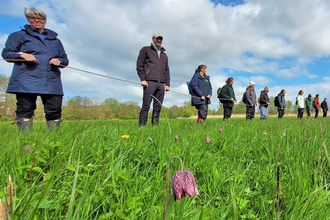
[23,24,58,39]
[150,43,166,52]
[194,72,208,79]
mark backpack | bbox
[242,92,247,104]
[217,87,223,103]
[187,81,193,95]
[258,97,261,104]
[217,87,222,99]
[274,95,280,107]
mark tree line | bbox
[0,75,297,121]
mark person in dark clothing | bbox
[220,77,236,120]
[259,86,270,119]
[190,65,212,123]
[277,89,286,119]
[305,94,313,118]
[2,7,69,131]
[136,33,170,126]
[321,98,328,117]
[313,94,321,119]
[245,81,257,120]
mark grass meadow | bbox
[0,116,330,219]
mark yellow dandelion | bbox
[121,135,130,139]
[118,120,121,123]
[263,132,267,135]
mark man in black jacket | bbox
[321,98,328,117]
[136,33,170,126]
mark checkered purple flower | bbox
[171,170,200,201]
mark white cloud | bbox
[1,0,330,109]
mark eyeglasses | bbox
[28,17,44,21]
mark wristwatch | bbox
[18,52,23,56]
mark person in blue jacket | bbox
[190,65,212,123]
[2,7,69,131]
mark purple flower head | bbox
[23,145,33,152]
[174,135,179,140]
[171,170,200,201]
[219,128,223,133]
[206,136,210,144]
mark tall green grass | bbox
[0,116,329,219]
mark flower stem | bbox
[163,156,184,220]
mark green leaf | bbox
[164,196,174,220]
[37,157,47,163]
[32,167,44,174]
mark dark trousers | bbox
[139,81,165,126]
[223,106,233,120]
[307,109,311,117]
[315,109,319,119]
[246,106,255,120]
[15,93,63,120]
[195,104,208,121]
[277,108,285,118]
[323,109,328,117]
[297,108,304,119]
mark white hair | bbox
[24,7,47,21]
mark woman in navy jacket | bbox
[2,7,69,131]
[190,65,212,123]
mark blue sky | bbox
[1,0,330,109]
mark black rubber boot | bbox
[46,118,61,131]
[17,118,33,131]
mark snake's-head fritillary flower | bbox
[219,128,223,133]
[206,136,210,144]
[23,145,33,152]
[171,170,200,201]
[174,136,179,140]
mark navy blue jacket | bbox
[190,72,212,106]
[2,25,69,95]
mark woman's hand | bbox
[50,58,61,66]
[20,53,38,62]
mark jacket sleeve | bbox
[190,75,203,97]
[278,95,284,108]
[246,90,253,105]
[136,47,146,81]
[1,32,23,60]
[260,93,266,103]
[56,40,69,68]
[165,58,170,87]
[220,85,232,100]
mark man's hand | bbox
[201,96,205,100]
[20,53,37,62]
[206,95,211,99]
[50,58,61,66]
[165,86,170,91]
[141,80,148,87]
[231,98,237,103]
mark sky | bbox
[0,0,330,110]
